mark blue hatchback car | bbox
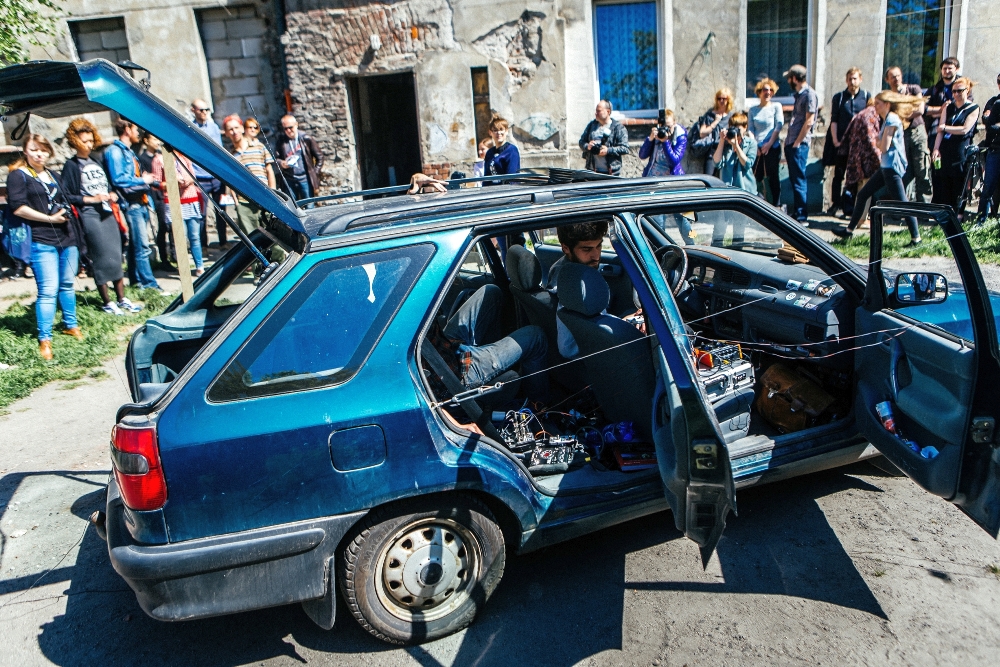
[3,60,998,645]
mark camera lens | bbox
[727,128,738,140]
[657,127,667,139]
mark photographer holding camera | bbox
[639,109,686,177]
[712,112,758,194]
[6,134,86,358]
[578,100,629,175]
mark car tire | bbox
[338,494,505,645]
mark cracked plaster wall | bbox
[282,0,568,193]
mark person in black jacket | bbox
[63,118,142,316]
[578,101,629,175]
[136,131,172,268]
[931,77,980,219]
[976,74,1000,222]
[6,134,84,358]
[827,68,871,215]
[275,115,324,204]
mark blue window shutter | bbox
[595,2,658,111]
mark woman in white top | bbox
[834,91,924,244]
[747,78,784,204]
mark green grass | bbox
[831,217,1000,264]
[0,287,171,411]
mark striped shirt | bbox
[232,139,274,202]
[152,153,202,220]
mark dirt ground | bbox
[0,355,998,667]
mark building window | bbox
[68,17,131,64]
[196,6,275,121]
[594,1,658,112]
[883,0,947,88]
[471,67,491,144]
[746,0,808,98]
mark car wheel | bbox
[339,495,506,645]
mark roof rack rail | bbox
[295,168,611,207]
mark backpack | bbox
[687,113,720,159]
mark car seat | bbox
[556,263,655,441]
[505,245,558,343]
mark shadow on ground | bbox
[17,464,888,667]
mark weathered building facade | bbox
[7,0,997,203]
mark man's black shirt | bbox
[830,88,871,142]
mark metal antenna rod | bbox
[247,100,300,209]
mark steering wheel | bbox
[654,243,689,295]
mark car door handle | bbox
[887,337,904,402]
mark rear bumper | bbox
[106,477,366,622]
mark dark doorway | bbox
[348,72,422,189]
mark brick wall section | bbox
[197,5,279,127]
[422,163,453,180]
[282,0,455,194]
[69,18,131,63]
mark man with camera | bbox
[578,100,629,175]
[639,109,686,177]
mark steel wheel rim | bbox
[374,517,481,623]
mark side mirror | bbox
[894,272,948,305]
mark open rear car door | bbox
[611,213,736,564]
[855,203,1000,536]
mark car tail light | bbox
[111,424,167,511]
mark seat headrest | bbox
[506,244,543,291]
[557,263,609,317]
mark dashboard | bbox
[679,247,853,365]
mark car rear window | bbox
[208,244,434,401]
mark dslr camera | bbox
[655,109,669,140]
[726,127,739,141]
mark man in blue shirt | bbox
[783,65,818,224]
[190,99,227,247]
[104,117,163,292]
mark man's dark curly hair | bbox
[556,220,609,251]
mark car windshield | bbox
[648,210,785,256]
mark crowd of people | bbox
[585,57,998,242]
[3,58,1000,359]
[0,98,323,359]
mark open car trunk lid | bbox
[0,59,308,253]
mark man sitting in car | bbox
[545,221,610,358]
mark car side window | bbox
[208,245,434,402]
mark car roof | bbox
[299,176,729,241]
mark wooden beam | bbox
[161,148,194,302]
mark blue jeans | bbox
[31,242,78,341]
[124,204,161,289]
[784,143,810,219]
[977,150,1000,218]
[444,284,548,397]
[184,217,204,269]
[289,176,315,209]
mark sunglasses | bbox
[245,124,259,130]
[717,96,729,100]
[282,126,296,130]
[194,107,211,112]
[761,88,774,93]
[953,88,968,94]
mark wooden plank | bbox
[161,148,195,302]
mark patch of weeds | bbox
[873,569,887,577]
[88,369,110,380]
[831,216,1000,264]
[988,563,1000,578]
[0,286,171,410]
[59,381,86,390]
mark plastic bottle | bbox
[875,401,898,435]
[920,446,940,460]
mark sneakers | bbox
[103,301,125,316]
[832,226,854,239]
[118,298,143,313]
